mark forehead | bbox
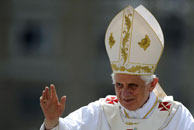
[114,73,145,84]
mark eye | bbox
[116,82,123,88]
[128,83,138,90]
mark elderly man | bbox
[40,5,194,130]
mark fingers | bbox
[60,96,66,106]
[40,96,45,109]
[40,85,51,105]
[45,86,50,100]
[41,86,50,101]
[40,89,47,107]
[50,84,58,100]
[60,96,66,111]
[40,96,44,104]
[40,84,59,106]
[42,89,47,101]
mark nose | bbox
[121,86,132,97]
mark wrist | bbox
[44,118,59,130]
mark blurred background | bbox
[0,0,194,129]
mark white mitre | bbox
[105,5,166,98]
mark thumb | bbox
[60,96,66,110]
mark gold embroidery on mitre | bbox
[138,35,150,51]
[128,65,153,73]
[111,63,153,73]
[109,33,115,49]
[121,14,132,65]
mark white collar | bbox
[119,92,157,119]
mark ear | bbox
[149,78,159,92]
[152,78,158,87]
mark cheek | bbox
[135,88,146,99]
[130,90,139,97]
[137,88,150,102]
[115,87,120,96]
[115,88,122,100]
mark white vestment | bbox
[40,92,194,130]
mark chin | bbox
[121,102,138,111]
[126,106,138,111]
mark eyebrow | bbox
[115,82,138,86]
[128,83,138,86]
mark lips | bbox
[123,98,134,103]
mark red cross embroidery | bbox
[158,102,171,111]
[105,96,118,104]
[127,128,137,130]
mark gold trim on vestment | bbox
[159,103,179,130]
[143,96,158,119]
[124,96,158,125]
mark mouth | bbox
[123,98,135,103]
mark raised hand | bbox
[40,84,66,129]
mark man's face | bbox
[114,73,156,111]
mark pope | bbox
[40,5,194,130]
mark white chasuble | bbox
[40,94,194,130]
[101,95,179,130]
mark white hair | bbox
[111,73,156,85]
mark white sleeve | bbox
[40,100,110,130]
[164,103,194,130]
[39,121,58,130]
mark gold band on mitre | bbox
[105,5,164,75]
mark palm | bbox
[43,97,64,120]
[40,84,66,122]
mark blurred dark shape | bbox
[18,21,42,55]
